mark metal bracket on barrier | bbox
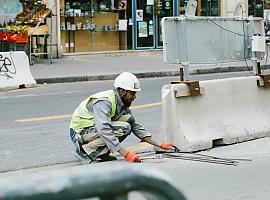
[172,80,202,97]
[257,74,270,88]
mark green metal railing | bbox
[0,164,186,200]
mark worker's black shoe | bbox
[98,154,117,162]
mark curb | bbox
[35,71,179,84]
[62,49,163,58]
[35,65,270,84]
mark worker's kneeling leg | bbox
[81,130,109,158]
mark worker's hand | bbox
[160,143,175,150]
[124,151,141,162]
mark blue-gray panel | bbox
[162,16,265,64]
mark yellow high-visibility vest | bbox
[70,90,116,130]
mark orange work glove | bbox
[160,143,175,150]
[124,151,141,162]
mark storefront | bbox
[60,0,128,52]
[131,0,221,49]
[59,0,178,52]
[25,0,222,54]
[0,0,224,55]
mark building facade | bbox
[59,0,177,53]
[1,0,268,57]
[58,0,229,54]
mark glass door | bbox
[134,0,174,48]
[136,0,154,48]
[156,0,173,47]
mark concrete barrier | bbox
[162,76,270,152]
[0,51,36,90]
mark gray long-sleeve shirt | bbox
[86,89,151,152]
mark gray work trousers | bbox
[70,115,132,160]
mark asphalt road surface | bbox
[0,72,270,200]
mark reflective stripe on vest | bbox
[70,90,116,129]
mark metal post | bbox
[182,62,190,80]
[252,51,257,74]
[257,61,261,74]
[180,67,184,81]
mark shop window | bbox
[60,0,128,52]
[199,0,219,16]
[248,0,264,17]
[179,0,220,17]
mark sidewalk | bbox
[29,50,270,84]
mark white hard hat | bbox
[114,72,141,92]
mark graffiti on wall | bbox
[0,54,16,79]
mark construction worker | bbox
[69,72,175,162]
